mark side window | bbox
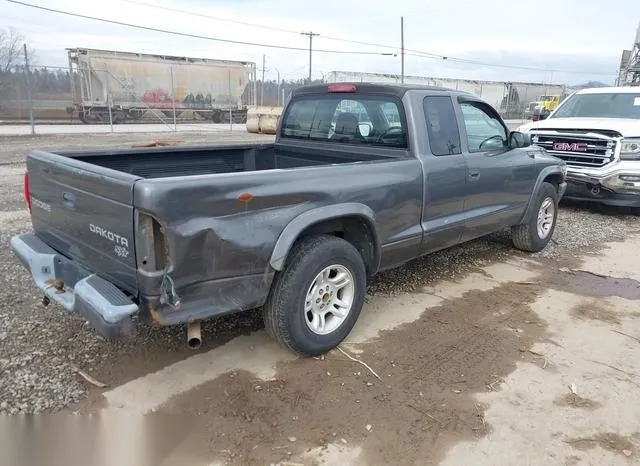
[380,102,401,127]
[460,102,507,152]
[423,96,461,156]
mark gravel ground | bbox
[0,211,265,414]
[0,132,638,414]
[369,204,639,295]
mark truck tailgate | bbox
[26,150,140,294]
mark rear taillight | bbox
[24,171,32,213]
[137,213,168,271]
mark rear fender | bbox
[269,203,380,272]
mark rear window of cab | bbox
[281,89,407,148]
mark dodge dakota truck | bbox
[11,83,567,357]
[518,86,640,209]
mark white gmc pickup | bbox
[518,87,640,209]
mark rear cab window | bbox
[281,89,407,149]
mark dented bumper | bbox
[10,233,139,339]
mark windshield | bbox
[281,94,407,148]
[551,92,640,119]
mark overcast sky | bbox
[2,0,640,85]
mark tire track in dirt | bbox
[155,279,548,466]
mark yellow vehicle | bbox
[530,95,562,121]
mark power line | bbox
[118,0,301,35]
[6,0,619,75]
[118,0,477,42]
[113,0,616,75]
[108,0,471,58]
[404,52,617,75]
[4,0,392,56]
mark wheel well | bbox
[520,173,565,224]
[293,216,378,275]
[543,173,564,191]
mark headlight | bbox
[620,138,640,160]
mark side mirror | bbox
[479,135,506,151]
[509,131,531,149]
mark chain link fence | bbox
[0,62,317,134]
[0,47,263,133]
[1,59,572,133]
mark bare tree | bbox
[0,27,36,109]
[0,26,27,72]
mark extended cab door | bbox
[454,97,536,242]
[418,94,468,254]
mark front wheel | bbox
[511,182,559,252]
[263,235,366,356]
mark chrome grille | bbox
[531,132,616,168]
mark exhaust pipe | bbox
[187,321,202,350]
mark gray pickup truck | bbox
[11,83,567,356]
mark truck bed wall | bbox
[131,150,423,323]
[60,144,390,179]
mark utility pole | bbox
[301,31,320,83]
[260,54,266,106]
[275,69,281,106]
[252,63,257,106]
[400,17,405,84]
[23,43,35,135]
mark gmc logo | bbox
[552,142,588,152]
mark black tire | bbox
[263,235,366,356]
[511,182,559,252]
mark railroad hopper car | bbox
[67,47,256,124]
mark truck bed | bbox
[52,143,393,179]
[23,141,402,295]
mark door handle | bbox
[469,170,480,181]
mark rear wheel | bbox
[511,182,559,252]
[263,235,366,356]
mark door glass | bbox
[423,96,462,156]
[460,102,507,152]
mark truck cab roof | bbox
[292,82,471,98]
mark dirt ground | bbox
[1,132,640,466]
[72,238,640,466]
[157,280,545,465]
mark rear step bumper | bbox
[10,233,138,339]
